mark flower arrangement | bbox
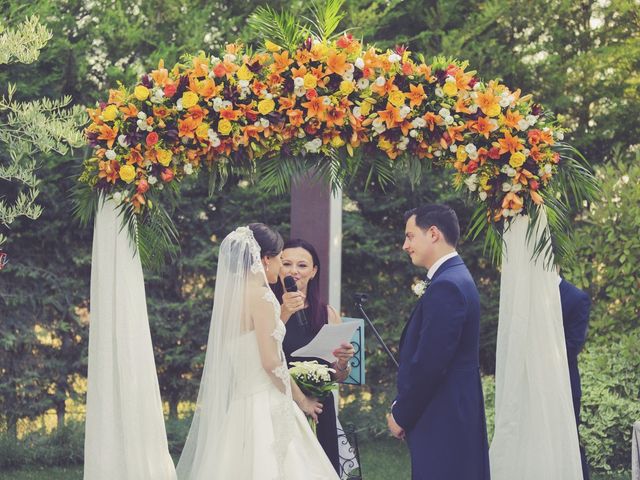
[289,360,337,433]
[80,34,565,222]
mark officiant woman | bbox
[272,238,355,473]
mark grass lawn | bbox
[0,438,630,480]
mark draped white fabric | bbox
[84,200,176,480]
[490,212,583,480]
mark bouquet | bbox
[289,360,337,434]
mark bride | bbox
[176,223,339,480]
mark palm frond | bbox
[71,182,101,228]
[256,155,307,195]
[303,0,346,41]
[248,6,308,51]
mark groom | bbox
[387,204,490,479]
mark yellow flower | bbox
[388,90,406,107]
[486,103,501,118]
[237,64,254,81]
[134,85,150,101]
[378,137,393,151]
[119,164,136,183]
[443,81,458,97]
[303,73,317,90]
[509,151,526,168]
[331,135,345,147]
[182,91,199,109]
[102,105,118,122]
[265,40,282,52]
[218,118,232,135]
[359,100,373,116]
[196,122,210,139]
[456,148,468,162]
[339,80,355,96]
[258,98,275,115]
[157,149,173,167]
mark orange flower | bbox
[219,107,242,121]
[272,50,294,74]
[529,145,543,162]
[325,49,348,76]
[325,107,346,128]
[301,96,327,121]
[476,90,501,117]
[287,109,304,127]
[178,117,198,138]
[503,109,523,130]
[97,124,118,148]
[502,191,524,211]
[470,116,498,139]
[377,103,402,129]
[295,49,313,65]
[372,76,395,97]
[278,95,297,112]
[196,78,220,99]
[120,103,139,120]
[98,160,120,184]
[151,60,169,86]
[422,112,439,131]
[126,148,144,166]
[192,56,210,77]
[108,89,125,105]
[407,84,426,108]
[455,97,472,114]
[496,131,524,154]
[530,189,544,205]
[152,105,169,119]
[417,64,433,81]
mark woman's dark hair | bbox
[272,238,327,334]
[248,223,284,257]
[404,204,460,247]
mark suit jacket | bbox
[393,256,490,480]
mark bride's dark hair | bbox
[248,223,284,258]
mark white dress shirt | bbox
[427,251,459,280]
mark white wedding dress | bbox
[176,227,338,480]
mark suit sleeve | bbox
[565,291,590,358]
[392,280,467,431]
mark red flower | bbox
[306,88,318,100]
[137,178,149,194]
[161,168,174,182]
[146,132,159,146]
[488,146,501,160]
[336,34,354,49]
[164,84,177,98]
[529,179,540,190]
[467,160,479,173]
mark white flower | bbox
[112,191,123,204]
[438,107,451,118]
[526,115,538,125]
[445,76,456,84]
[411,117,426,128]
[223,53,236,62]
[465,174,479,191]
[238,79,250,88]
[118,135,129,148]
[473,82,483,91]
[148,175,158,185]
[322,96,332,106]
[479,191,488,201]
[517,119,530,131]
[304,138,323,153]
[512,183,523,192]
[399,105,411,119]
[468,150,479,160]
[449,144,458,153]
[544,164,553,174]
[375,76,386,87]
[222,100,233,109]
[296,129,306,138]
[499,93,514,107]
[398,137,409,150]
[355,57,365,69]
[260,118,270,128]
[137,111,147,120]
[294,77,304,88]
[502,182,513,192]
[468,104,479,114]
[412,280,428,297]
[184,163,193,175]
[345,63,355,73]
[105,149,116,160]
[357,78,370,90]
[444,116,455,125]
[409,129,419,138]
[507,167,517,177]
[435,87,444,97]
[353,106,362,118]
[556,131,565,141]
[372,118,386,134]
[434,149,442,157]
[294,86,306,97]
[388,53,402,63]
[176,99,183,111]
[465,143,477,154]
[212,97,223,111]
[343,71,354,81]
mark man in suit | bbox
[387,204,490,480]
[559,276,591,480]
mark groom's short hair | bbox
[404,204,460,247]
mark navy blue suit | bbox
[559,278,591,480]
[393,256,490,480]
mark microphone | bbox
[284,275,309,328]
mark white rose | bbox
[105,149,116,160]
[399,105,411,119]
[411,117,426,128]
[409,129,418,138]
[438,107,450,118]
[444,116,455,125]
[355,58,365,69]
[375,76,386,87]
[118,135,129,148]
[184,163,193,175]
[295,86,306,97]
[388,53,401,63]
[294,77,304,88]
[148,175,158,185]
[526,115,538,125]
[556,131,565,140]
[517,119,530,131]
[449,144,458,153]
[342,71,354,81]
[137,111,147,120]
[465,144,477,154]
[479,191,488,201]
[502,182,512,192]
